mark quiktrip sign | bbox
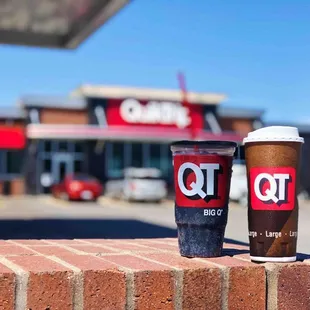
[106,98,204,130]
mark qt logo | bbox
[250,167,296,211]
[173,155,231,208]
[178,162,221,200]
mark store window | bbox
[149,144,161,169]
[43,141,52,152]
[43,159,52,172]
[131,143,143,167]
[74,160,83,173]
[7,150,24,174]
[107,142,125,178]
[74,142,84,154]
[234,145,245,164]
[58,141,69,152]
[160,145,171,177]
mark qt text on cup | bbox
[174,155,231,212]
[250,167,296,211]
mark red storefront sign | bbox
[0,127,26,149]
[106,98,204,130]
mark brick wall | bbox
[40,108,88,125]
[0,238,307,309]
[219,118,254,135]
[10,179,25,195]
[0,120,25,129]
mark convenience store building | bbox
[0,85,264,195]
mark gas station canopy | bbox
[0,0,129,49]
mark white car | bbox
[230,161,248,207]
[105,167,168,202]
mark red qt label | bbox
[250,167,296,211]
[173,154,232,208]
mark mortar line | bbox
[0,256,28,310]
[40,240,91,255]
[173,269,184,310]
[194,258,229,310]
[47,256,83,310]
[221,267,229,310]
[129,253,186,310]
[8,240,84,310]
[77,239,156,251]
[265,263,280,310]
[125,270,135,310]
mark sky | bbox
[0,0,310,122]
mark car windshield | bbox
[73,174,96,181]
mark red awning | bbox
[27,124,243,143]
[0,127,26,149]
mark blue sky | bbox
[1,0,310,122]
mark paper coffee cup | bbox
[244,126,304,262]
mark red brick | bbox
[233,253,252,261]
[134,270,174,310]
[55,254,126,310]
[102,254,172,271]
[228,265,265,309]
[44,239,85,245]
[183,268,221,310]
[0,263,15,310]
[9,256,73,309]
[102,255,174,310]
[134,241,179,252]
[104,242,150,252]
[224,243,249,250]
[206,256,254,267]
[28,245,77,256]
[66,245,117,254]
[9,240,48,245]
[55,254,118,270]
[0,245,36,256]
[0,241,11,246]
[223,243,250,257]
[76,239,116,245]
[141,253,222,310]
[206,257,265,310]
[128,238,178,246]
[278,263,310,310]
[140,252,214,269]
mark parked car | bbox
[52,174,102,201]
[230,161,248,207]
[105,167,168,202]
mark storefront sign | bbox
[0,127,25,149]
[106,98,203,129]
[120,99,190,128]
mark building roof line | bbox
[218,106,265,119]
[71,84,227,105]
[19,95,87,110]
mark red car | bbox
[52,174,102,201]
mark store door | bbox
[52,153,73,184]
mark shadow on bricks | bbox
[297,252,310,261]
[0,219,250,248]
[0,219,177,239]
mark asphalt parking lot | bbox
[0,196,309,255]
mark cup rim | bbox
[171,140,237,148]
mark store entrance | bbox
[52,153,73,184]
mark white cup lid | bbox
[243,126,304,144]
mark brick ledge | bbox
[0,238,307,309]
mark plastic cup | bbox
[171,140,237,257]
